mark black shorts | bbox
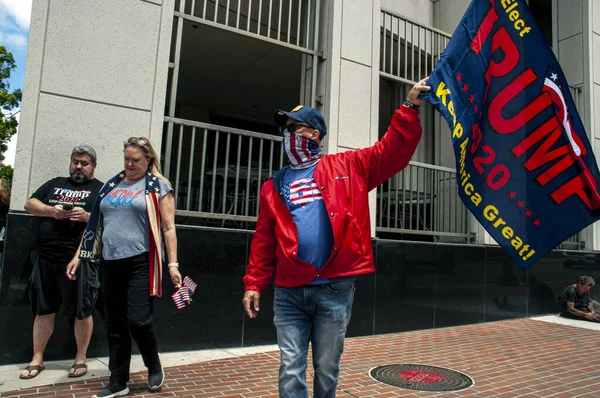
[28,250,100,320]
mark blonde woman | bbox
[67,137,182,398]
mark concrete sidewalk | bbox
[0,343,279,395]
[1,316,600,397]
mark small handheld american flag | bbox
[171,276,198,310]
[183,276,197,293]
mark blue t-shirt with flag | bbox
[281,164,334,284]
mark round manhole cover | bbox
[369,364,473,391]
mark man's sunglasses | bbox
[279,122,312,134]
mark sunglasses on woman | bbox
[126,137,148,145]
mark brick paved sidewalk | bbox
[3,318,600,397]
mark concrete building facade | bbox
[11,0,598,250]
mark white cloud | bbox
[0,0,29,166]
[4,130,17,167]
[0,0,31,52]
[1,108,19,166]
[0,31,27,49]
[0,0,32,30]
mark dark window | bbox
[528,0,552,47]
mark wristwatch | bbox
[403,99,420,109]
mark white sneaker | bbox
[148,367,164,391]
[91,383,129,398]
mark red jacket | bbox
[243,106,423,292]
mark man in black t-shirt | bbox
[559,276,600,322]
[19,145,103,380]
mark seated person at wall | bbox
[20,145,104,379]
[559,276,600,322]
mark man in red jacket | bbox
[242,78,430,398]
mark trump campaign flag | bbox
[423,0,600,270]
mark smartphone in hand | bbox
[62,203,74,211]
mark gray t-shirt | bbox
[100,177,173,260]
[559,284,590,313]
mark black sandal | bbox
[68,363,88,378]
[19,364,45,379]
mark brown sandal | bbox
[19,364,45,379]
[68,363,88,378]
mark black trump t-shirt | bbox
[31,177,103,261]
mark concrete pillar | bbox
[322,0,381,235]
[12,0,174,209]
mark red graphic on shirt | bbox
[283,178,323,206]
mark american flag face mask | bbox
[283,131,321,169]
[171,276,198,310]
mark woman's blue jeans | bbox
[273,280,355,398]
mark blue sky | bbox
[0,0,31,165]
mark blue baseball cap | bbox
[274,105,327,139]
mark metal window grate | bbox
[176,0,320,55]
[162,0,322,230]
[376,10,466,243]
[164,117,283,226]
[569,85,583,114]
[376,161,471,243]
[380,9,451,85]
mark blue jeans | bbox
[274,280,355,398]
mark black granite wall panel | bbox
[0,212,596,365]
[0,213,107,365]
[373,240,435,334]
[154,226,249,352]
[434,244,486,328]
[484,248,529,321]
[345,240,377,338]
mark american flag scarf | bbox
[283,131,322,169]
[79,171,166,296]
[171,276,198,310]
